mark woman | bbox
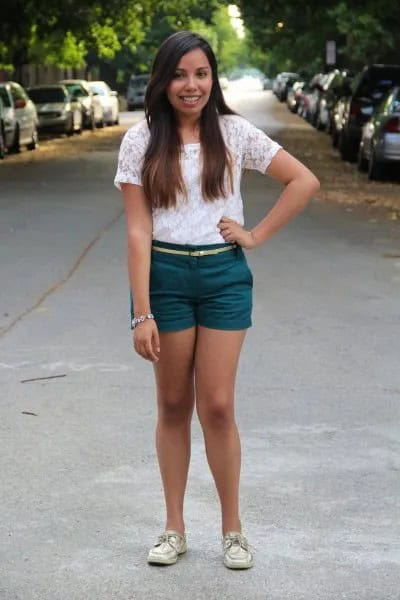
[115,31,319,569]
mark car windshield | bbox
[64,84,88,97]
[89,84,107,95]
[28,88,66,103]
[0,87,11,107]
[357,70,400,102]
[129,76,149,88]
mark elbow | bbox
[312,175,321,195]
[302,174,320,203]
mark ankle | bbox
[165,522,185,536]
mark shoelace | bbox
[155,532,180,548]
[224,533,250,551]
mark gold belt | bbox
[152,243,237,257]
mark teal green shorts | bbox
[130,240,253,333]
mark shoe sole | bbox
[147,547,187,565]
[223,558,254,569]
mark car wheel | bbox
[338,130,356,162]
[114,115,119,125]
[368,150,384,181]
[97,116,105,128]
[66,116,74,136]
[10,125,21,153]
[357,143,368,172]
[86,111,96,130]
[27,127,39,151]
[0,124,5,159]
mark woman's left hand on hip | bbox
[218,217,257,249]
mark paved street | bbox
[1,89,400,600]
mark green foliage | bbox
[238,0,400,74]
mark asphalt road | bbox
[1,89,400,600]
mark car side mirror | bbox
[110,90,118,97]
[15,98,26,109]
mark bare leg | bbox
[194,326,247,535]
[153,327,197,535]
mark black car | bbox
[338,64,400,161]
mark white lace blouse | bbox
[114,114,282,244]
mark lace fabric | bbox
[114,115,282,244]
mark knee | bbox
[196,394,234,430]
[157,390,194,424]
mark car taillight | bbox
[384,117,400,133]
[350,102,361,116]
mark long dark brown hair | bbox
[142,31,236,209]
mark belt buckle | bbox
[189,249,205,257]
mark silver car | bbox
[126,74,150,110]
[358,86,400,180]
[0,81,38,153]
[27,85,82,135]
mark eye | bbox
[173,72,184,79]
[197,72,208,78]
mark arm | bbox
[218,149,320,248]
[121,182,160,362]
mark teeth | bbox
[182,97,200,103]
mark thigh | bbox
[153,327,197,408]
[194,326,247,415]
[196,249,253,331]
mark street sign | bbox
[326,40,336,65]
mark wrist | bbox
[131,313,155,329]
[248,230,258,248]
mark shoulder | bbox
[219,114,261,145]
[219,114,250,134]
[122,119,150,145]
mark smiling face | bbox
[166,48,213,122]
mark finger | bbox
[144,341,159,362]
[219,216,233,223]
[153,329,161,355]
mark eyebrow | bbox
[175,66,211,71]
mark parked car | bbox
[273,72,300,101]
[338,64,400,161]
[308,73,329,127]
[329,75,354,146]
[358,86,400,179]
[0,96,5,159]
[286,80,305,112]
[27,85,82,135]
[88,81,119,125]
[297,81,313,121]
[0,81,38,153]
[126,74,150,110]
[59,79,104,129]
[313,69,352,131]
[262,76,272,90]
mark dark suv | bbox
[338,64,400,161]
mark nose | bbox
[184,75,197,90]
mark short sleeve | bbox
[239,118,282,173]
[114,121,149,189]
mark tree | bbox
[238,0,400,74]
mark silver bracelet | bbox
[131,313,155,330]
